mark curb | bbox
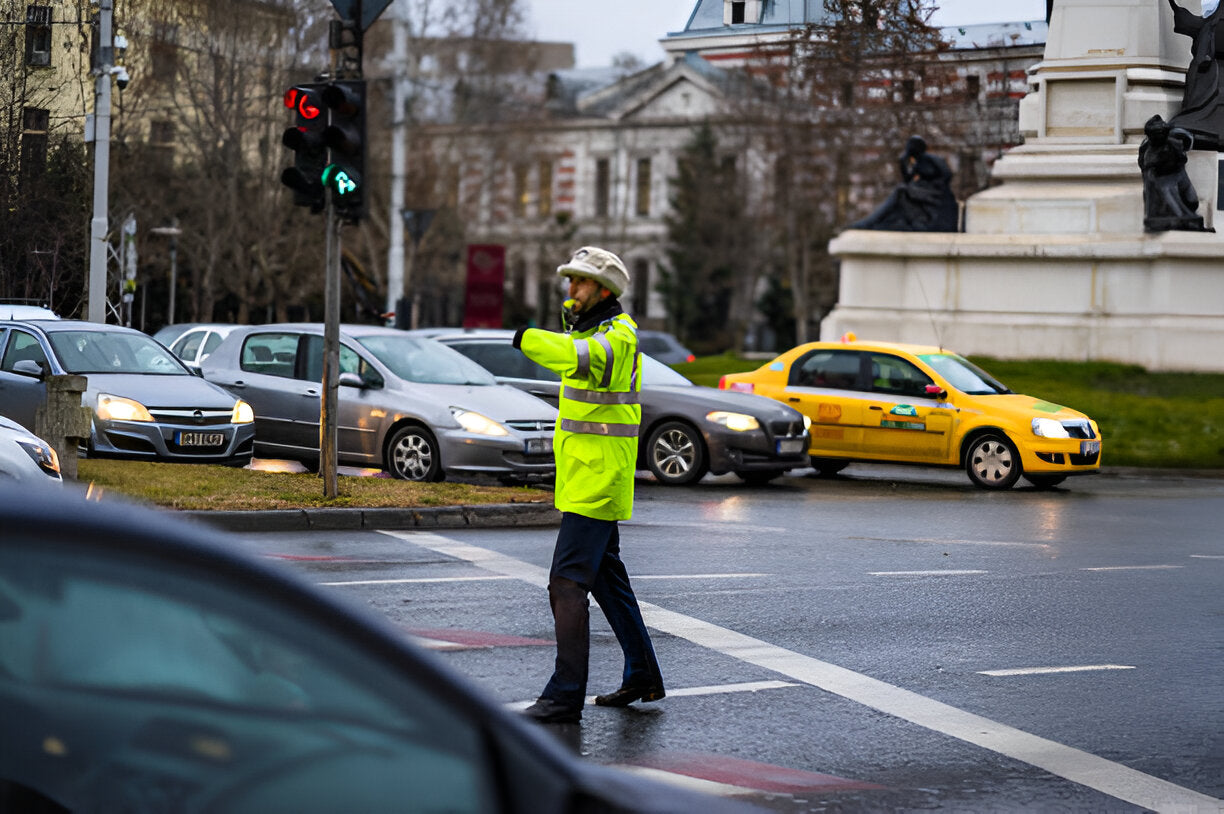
[184,502,561,533]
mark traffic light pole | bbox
[321,192,341,498]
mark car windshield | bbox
[48,331,190,375]
[919,353,1011,395]
[640,355,692,386]
[356,335,496,385]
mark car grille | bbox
[768,419,805,438]
[148,409,234,426]
[506,419,555,433]
[1070,451,1099,465]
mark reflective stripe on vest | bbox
[564,387,640,405]
[574,339,591,379]
[591,332,614,388]
[560,418,639,437]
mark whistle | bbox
[562,298,577,310]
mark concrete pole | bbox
[87,0,114,323]
[385,0,408,321]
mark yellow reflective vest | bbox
[517,313,640,520]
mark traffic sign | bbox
[328,0,393,32]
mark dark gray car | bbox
[201,324,556,482]
[415,328,811,485]
[0,320,255,465]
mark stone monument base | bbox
[822,229,1224,372]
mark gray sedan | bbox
[0,320,255,466]
[415,328,811,485]
[201,324,556,482]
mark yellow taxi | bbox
[718,337,1102,489]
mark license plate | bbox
[1080,440,1100,455]
[777,438,806,455]
[177,431,225,447]
[525,437,553,455]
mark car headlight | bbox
[450,407,509,436]
[96,393,154,422]
[1032,417,1070,438]
[17,438,60,477]
[707,411,760,432]
[231,399,255,424]
[801,414,812,431]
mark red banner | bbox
[463,244,505,328]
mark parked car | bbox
[638,329,696,365]
[161,323,239,371]
[415,328,810,486]
[201,324,556,482]
[0,486,755,813]
[719,337,1102,490]
[0,303,59,320]
[0,415,61,486]
[0,320,255,466]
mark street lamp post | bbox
[150,222,182,325]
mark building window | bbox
[151,23,180,84]
[901,79,916,102]
[20,107,49,183]
[965,74,981,102]
[25,6,52,67]
[594,158,610,218]
[730,1,745,24]
[149,119,176,173]
[538,160,553,218]
[635,158,652,217]
[632,258,650,317]
[513,164,529,218]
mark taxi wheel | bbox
[809,457,848,476]
[387,425,444,482]
[965,433,1021,490]
[1023,474,1067,490]
[646,421,708,485]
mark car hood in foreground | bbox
[83,373,240,410]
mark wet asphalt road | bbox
[223,466,1224,812]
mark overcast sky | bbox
[523,0,1049,69]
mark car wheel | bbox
[736,469,785,485]
[386,425,444,482]
[1023,473,1067,490]
[965,433,1021,490]
[646,421,708,485]
[809,457,848,477]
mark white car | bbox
[0,304,59,320]
[0,415,61,485]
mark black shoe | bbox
[593,684,666,707]
[523,698,582,723]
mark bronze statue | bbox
[1138,114,1208,232]
[850,136,959,232]
[1167,0,1224,151]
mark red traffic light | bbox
[283,87,321,120]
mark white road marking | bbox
[319,575,514,586]
[503,680,798,710]
[1189,555,1224,559]
[1080,565,1183,572]
[979,665,1136,677]
[618,766,761,798]
[635,573,769,580]
[852,536,1047,549]
[410,636,471,651]
[869,570,988,576]
[382,530,1224,813]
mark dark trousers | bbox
[540,512,662,707]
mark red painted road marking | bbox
[405,627,553,648]
[628,751,885,794]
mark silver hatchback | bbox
[201,324,556,482]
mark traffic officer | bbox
[514,246,665,724]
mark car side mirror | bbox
[12,360,46,380]
[338,372,365,389]
[925,384,947,399]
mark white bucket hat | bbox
[556,246,630,296]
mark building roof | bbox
[941,21,1048,50]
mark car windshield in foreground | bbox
[919,353,1011,395]
[356,335,497,385]
[48,331,190,375]
[640,355,691,386]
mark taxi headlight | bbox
[231,400,255,424]
[802,414,812,431]
[1032,417,1070,438]
[96,393,153,422]
[707,411,760,432]
[451,408,509,436]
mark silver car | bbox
[0,320,256,466]
[0,415,61,485]
[160,323,238,371]
[201,324,556,482]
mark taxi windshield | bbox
[919,353,1010,395]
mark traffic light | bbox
[280,84,327,212]
[321,79,367,222]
